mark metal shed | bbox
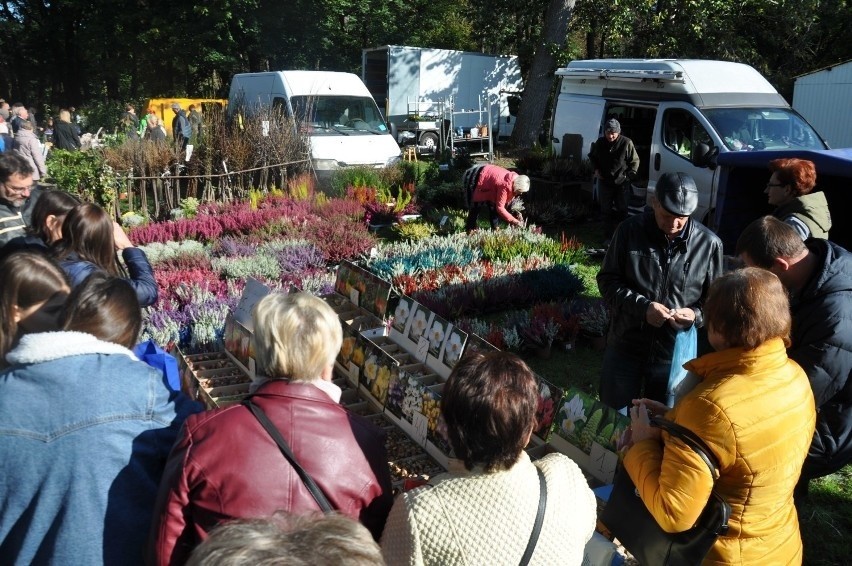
[793,60,852,149]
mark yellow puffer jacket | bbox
[624,338,816,565]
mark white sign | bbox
[234,278,271,328]
[589,442,619,484]
[349,288,360,307]
[416,336,430,363]
[412,412,429,447]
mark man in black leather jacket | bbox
[597,172,723,410]
[737,216,852,501]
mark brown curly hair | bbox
[768,158,816,196]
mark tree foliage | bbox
[1,0,850,144]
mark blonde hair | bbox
[59,109,72,123]
[252,292,342,382]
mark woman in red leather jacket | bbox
[148,292,393,565]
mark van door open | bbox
[550,95,605,165]
[652,103,720,223]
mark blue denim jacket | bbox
[0,332,201,565]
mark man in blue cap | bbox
[596,172,724,410]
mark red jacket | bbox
[471,164,519,225]
[148,380,393,565]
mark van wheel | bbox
[420,132,439,153]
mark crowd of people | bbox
[0,98,204,176]
[1,106,850,565]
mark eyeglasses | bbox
[2,182,34,194]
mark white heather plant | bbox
[140,240,206,264]
[211,254,281,281]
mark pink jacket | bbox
[471,164,519,225]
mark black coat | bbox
[790,239,852,477]
[52,121,81,151]
[597,211,724,362]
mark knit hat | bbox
[655,172,698,216]
[170,102,181,111]
[605,119,621,133]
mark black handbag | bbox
[600,417,731,566]
[242,398,334,512]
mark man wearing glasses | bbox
[0,153,38,248]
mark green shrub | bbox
[393,219,435,241]
[46,149,116,209]
[181,197,200,219]
[416,181,465,209]
[329,166,390,196]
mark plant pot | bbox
[480,126,488,137]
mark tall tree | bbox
[510,0,577,149]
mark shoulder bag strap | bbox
[519,467,547,566]
[651,416,721,480]
[242,398,335,512]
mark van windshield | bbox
[703,108,826,151]
[291,95,388,135]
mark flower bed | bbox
[136,192,590,359]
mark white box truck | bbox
[362,45,523,152]
[550,59,828,224]
[228,71,401,187]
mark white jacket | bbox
[381,452,596,566]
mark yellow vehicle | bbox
[144,98,227,135]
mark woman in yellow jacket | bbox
[626,267,816,565]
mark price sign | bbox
[589,442,619,484]
[439,216,448,227]
[349,288,360,307]
[412,412,429,447]
[416,336,430,363]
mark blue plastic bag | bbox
[666,325,698,407]
[133,339,181,392]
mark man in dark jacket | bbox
[737,216,852,499]
[597,172,723,410]
[588,118,640,244]
[170,102,192,151]
[0,153,36,249]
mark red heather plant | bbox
[315,198,365,221]
[154,253,213,272]
[346,185,378,205]
[293,216,378,263]
[154,267,232,306]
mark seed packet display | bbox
[533,376,564,442]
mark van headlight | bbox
[386,155,402,167]
[313,159,340,171]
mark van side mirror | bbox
[692,143,719,170]
[388,122,398,140]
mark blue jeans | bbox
[599,345,672,411]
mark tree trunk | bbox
[510,0,578,149]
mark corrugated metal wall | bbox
[793,61,852,149]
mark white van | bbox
[550,59,827,224]
[228,71,401,187]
